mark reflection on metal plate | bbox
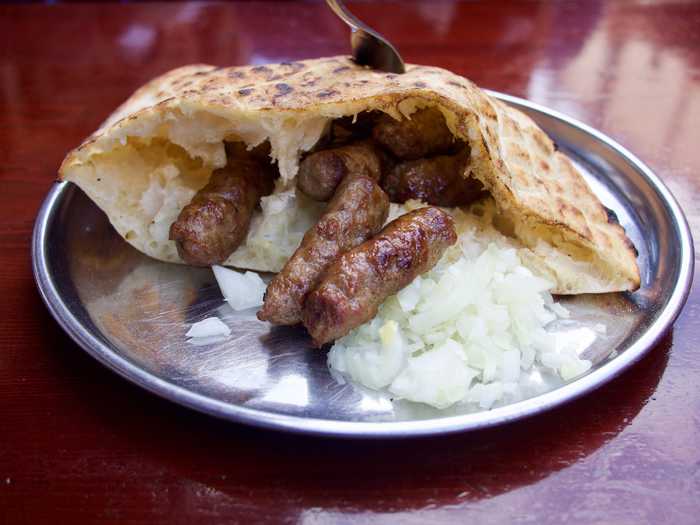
[32,93,694,437]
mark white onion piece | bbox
[212,265,266,311]
[186,317,231,338]
[187,335,229,347]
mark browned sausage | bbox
[302,207,457,346]
[382,150,486,207]
[327,112,380,145]
[372,108,456,160]
[297,141,384,201]
[257,175,390,325]
[169,143,275,266]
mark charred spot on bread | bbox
[604,206,619,225]
[275,83,294,95]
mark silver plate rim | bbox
[32,92,695,438]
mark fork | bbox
[326,0,405,74]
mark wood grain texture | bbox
[1,1,699,523]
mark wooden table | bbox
[2,1,698,523]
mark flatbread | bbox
[59,56,639,294]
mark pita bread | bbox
[59,56,639,294]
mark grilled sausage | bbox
[382,150,485,207]
[328,112,379,145]
[297,141,384,201]
[169,143,275,266]
[372,108,456,160]
[257,175,389,325]
[302,207,457,346]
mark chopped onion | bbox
[186,317,231,338]
[389,339,475,409]
[187,335,230,347]
[328,320,406,390]
[212,265,266,311]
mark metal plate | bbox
[32,93,694,437]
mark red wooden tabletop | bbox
[1,1,699,523]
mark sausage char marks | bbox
[297,141,385,202]
[383,149,486,207]
[302,207,457,347]
[257,175,389,325]
[169,142,275,266]
[372,107,457,160]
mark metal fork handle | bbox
[326,0,405,74]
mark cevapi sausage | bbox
[257,175,389,325]
[372,108,456,160]
[302,207,457,346]
[327,113,379,145]
[297,141,384,201]
[169,142,275,266]
[382,150,486,207]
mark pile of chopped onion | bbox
[328,208,592,410]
